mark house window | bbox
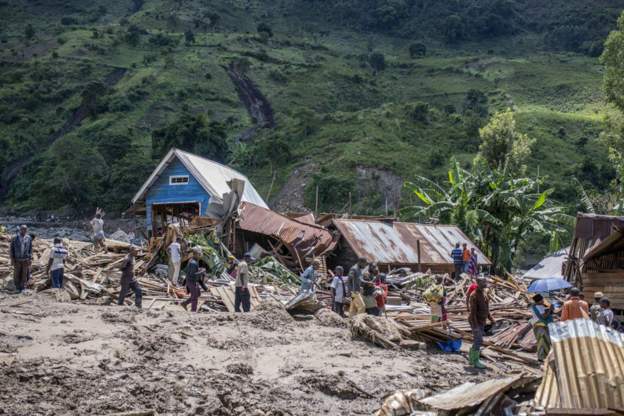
[169,175,189,185]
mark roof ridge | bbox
[174,148,251,180]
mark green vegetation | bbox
[0,0,621,237]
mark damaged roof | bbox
[332,219,491,266]
[131,148,268,209]
[237,202,335,258]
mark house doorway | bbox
[151,202,200,236]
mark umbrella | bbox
[527,278,572,293]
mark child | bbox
[47,238,68,289]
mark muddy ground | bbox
[0,292,529,416]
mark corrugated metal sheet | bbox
[522,248,568,280]
[535,319,624,410]
[419,375,525,411]
[238,202,335,258]
[333,219,491,266]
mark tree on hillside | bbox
[478,109,534,175]
[369,52,386,73]
[184,30,195,45]
[24,24,35,40]
[152,114,229,162]
[409,42,426,58]
[257,23,273,38]
[443,14,464,44]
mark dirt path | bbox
[0,293,529,416]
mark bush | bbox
[443,14,465,44]
[257,22,273,38]
[269,69,287,83]
[369,52,386,72]
[409,42,426,58]
[184,30,195,45]
[306,174,355,212]
[60,17,78,26]
[149,33,177,47]
[408,102,430,123]
[24,24,35,40]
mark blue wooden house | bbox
[131,148,268,234]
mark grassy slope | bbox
[0,0,616,217]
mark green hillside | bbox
[0,0,621,216]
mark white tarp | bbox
[522,247,568,280]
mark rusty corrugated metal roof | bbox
[535,319,624,410]
[333,219,491,266]
[237,202,335,258]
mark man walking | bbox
[234,253,252,312]
[90,208,106,252]
[450,243,463,280]
[10,225,33,293]
[46,237,68,289]
[181,247,205,312]
[330,266,348,317]
[117,246,142,308]
[348,257,367,317]
[597,297,614,327]
[168,237,182,286]
[561,288,589,321]
[468,276,494,369]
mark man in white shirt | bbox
[168,238,182,286]
[90,209,106,251]
[46,238,68,288]
[330,266,348,317]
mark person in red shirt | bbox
[374,273,388,315]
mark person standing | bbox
[330,266,348,317]
[10,225,33,293]
[348,257,367,317]
[181,247,205,312]
[468,277,495,369]
[300,259,321,293]
[46,238,68,289]
[561,287,589,321]
[362,264,380,316]
[597,298,614,327]
[117,246,142,308]
[530,294,554,362]
[468,247,478,277]
[590,291,604,322]
[450,243,463,280]
[90,209,106,252]
[167,238,182,286]
[462,243,471,273]
[375,272,389,317]
[235,253,252,313]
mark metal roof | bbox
[131,148,268,209]
[536,319,624,410]
[332,219,491,266]
[522,248,568,280]
[237,202,335,260]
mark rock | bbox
[109,229,131,243]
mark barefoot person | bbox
[117,246,142,308]
[90,208,106,252]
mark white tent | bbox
[522,247,569,280]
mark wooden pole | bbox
[417,239,421,273]
[348,192,352,217]
[315,185,319,216]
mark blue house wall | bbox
[145,158,210,229]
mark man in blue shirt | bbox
[450,242,464,280]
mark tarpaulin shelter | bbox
[522,248,569,280]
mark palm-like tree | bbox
[404,159,569,273]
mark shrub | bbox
[257,22,273,37]
[409,42,426,58]
[369,52,386,72]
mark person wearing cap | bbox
[46,237,68,289]
[10,225,33,293]
[561,287,589,321]
[530,294,554,361]
[597,297,614,327]
[590,291,604,322]
[234,253,252,312]
[300,259,321,293]
[181,247,206,312]
[468,276,495,369]
[117,246,142,308]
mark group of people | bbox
[450,242,479,279]
[530,287,618,362]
